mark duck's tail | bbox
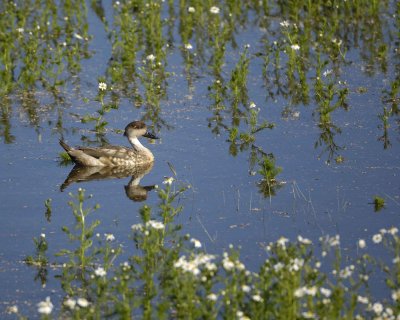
[59,139,72,152]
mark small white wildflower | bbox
[291,44,300,51]
[188,6,195,13]
[73,33,83,40]
[302,311,316,319]
[210,6,220,14]
[389,227,398,235]
[320,287,332,297]
[280,20,290,28]
[315,261,321,268]
[98,82,107,91]
[162,176,174,185]
[77,298,89,308]
[252,294,263,302]
[358,239,366,249]
[244,44,250,49]
[249,102,256,109]
[190,238,202,248]
[305,286,317,296]
[131,223,143,231]
[7,305,18,314]
[323,298,331,305]
[323,69,333,77]
[294,287,305,298]
[184,43,193,50]
[242,285,251,293]
[94,267,107,277]
[37,297,53,315]
[207,293,218,301]
[372,233,383,244]
[392,289,400,301]
[393,256,400,264]
[40,233,46,238]
[277,236,289,248]
[146,220,165,230]
[63,298,76,310]
[17,27,24,33]
[297,235,312,245]
[357,295,369,304]
[222,258,235,271]
[105,233,115,241]
[372,302,383,315]
[273,262,284,272]
[146,54,156,62]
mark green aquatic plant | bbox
[257,153,283,197]
[373,196,386,212]
[21,183,400,318]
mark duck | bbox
[59,121,158,167]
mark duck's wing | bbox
[77,146,133,159]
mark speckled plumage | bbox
[60,121,157,167]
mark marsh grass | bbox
[18,181,400,319]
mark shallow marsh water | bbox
[0,0,399,316]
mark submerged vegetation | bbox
[1,0,399,317]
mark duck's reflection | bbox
[60,162,155,202]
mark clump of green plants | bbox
[16,179,399,319]
[373,196,386,212]
[80,81,118,133]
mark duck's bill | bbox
[143,131,159,139]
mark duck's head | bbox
[124,121,159,139]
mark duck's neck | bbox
[128,136,154,161]
[128,136,145,151]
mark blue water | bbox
[0,1,399,317]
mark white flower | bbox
[280,20,290,28]
[249,102,256,109]
[294,287,305,298]
[146,54,156,62]
[98,82,107,91]
[184,43,193,50]
[188,6,195,13]
[302,311,316,319]
[190,238,202,248]
[222,258,235,271]
[162,177,174,185]
[105,233,115,241]
[207,293,217,301]
[389,227,398,235]
[277,236,289,248]
[252,294,263,302]
[372,302,383,315]
[242,285,251,293]
[392,289,400,301]
[77,298,89,308]
[323,69,333,77]
[146,220,165,230]
[297,235,312,245]
[320,287,332,297]
[210,6,220,14]
[372,233,382,244]
[40,233,46,238]
[73,33,83,40]
[131,223,143,231]
[358,239,366,249]
[64,298,76,310]
[305,286,317,296]
[37,297,53,315]
[273,262,284,272]
[17,27,24,33]
[94,267,107,277]
[357,295,369,304]
[6,305,18,314]
[291,44,300,51]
